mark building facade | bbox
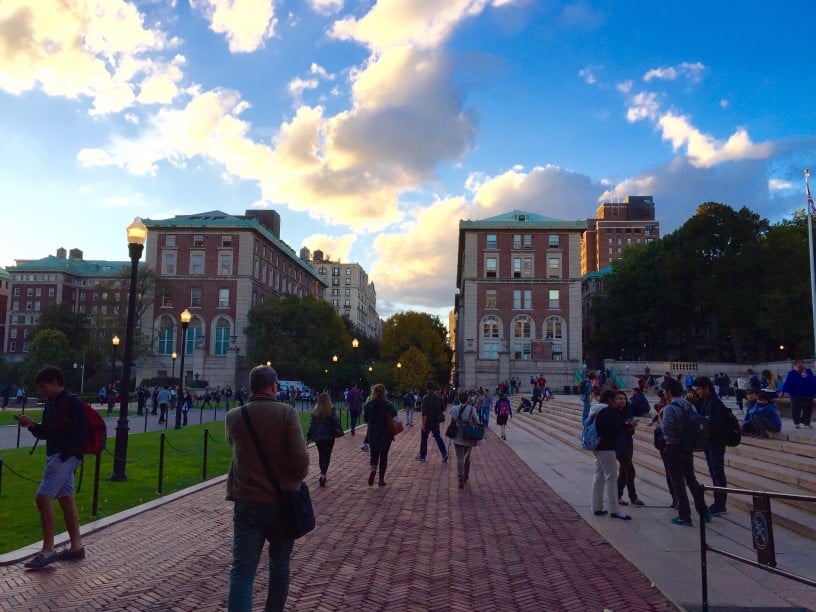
[139,210,327,388]
[0,268,8,354]
[303,248,381,339]
[581,195,660,274]
[454,210,586,390]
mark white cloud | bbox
[768,178,794,192]
[0,0,171,114]
[310,63,334,80]
[190,0,277,53]
[137,55,186,105]
[287,77,318,99]
[578,67,596,84]
[643,61,705,82]
[616,80,633,93]
[306,0,344,16]
[720,99,729,109]
[302,233,356,261]
[626,91,659,122]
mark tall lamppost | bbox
[109,335,120,415]
[352,337,359,384]
[175,309,191,429]
[171,352,178,383]
[111,217,147,482]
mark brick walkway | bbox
[0,421,675,611]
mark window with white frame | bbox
[162,252,177,275]
[221,235,233,247]
[523,234,532,248]
[544,316,564,341]
[513,289,532,309]
[513,234,521,249]
[219,253,232,275]
[161,289,173,308]
[157,316,174,354]
[547,256,560,278]
[193,235,205,248]
[548,234,559,248]
[481,315,501,359]
[218,288,230,308]
[190,252,204,275]
[485,256,497,278]
[485,290,497,309]
[190,288,202,308]
[512,316,533,360]
[548,289,560,309]
[186,319,203,355]
[214,318,230,355]
[165,235,176,247]
[486,234,497,249]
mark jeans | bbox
[370,439,392,479]
[582,398,591,425]
[316,439,335,475]
[791,396,814,426]
[419,423,447,458]
[616,454,637,502]
[350,411,360,434]
[480,405,490,426]
[454,443,472,480]
[660,448,676,505]
[229,502,294,612]
[663,444,707,521]
[405,407,414,426]
[592,450,619,513]
[704,444,727,511]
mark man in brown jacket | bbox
[225,365,309,612]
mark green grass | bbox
[0,406,141,427]
[0,407,363,554]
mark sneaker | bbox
[56,547,86,562]
[361,444,369,452]
[24,552,58,569]
[610,512,631,520]
[618,499,629,506]
[796,424,801,429]
[670,501,679,509]
[671,517,693,526]
[415,455,426,462]
[631,499,645,507]
[593,510,608,516]
[708,505,727,517]
[442,454,449,463]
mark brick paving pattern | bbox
[0,421,675,611]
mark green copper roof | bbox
[9,255,141,277]
[581,266,612,280]
[460,209,587,230]
[0,267,8,280]
[143,210,326,284]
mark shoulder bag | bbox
[461,405,485,441]
[385,403,404,436]
[240,405,315,539]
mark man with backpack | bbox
[17,366,87,569]
[692,376,737,517]
[416,381,448,463]
[660,377,710,527]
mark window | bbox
[547,256,560,278]
[9,341,15,352]
[332,288,339,296]
[48,288,55,297]
[544,316,564,341]
[513,290,532,309]
[27,288,33,297]
[332,267,340,276]
[214,319,230,356]
[485,290,497,309]
[190,288,201,308]
[193,235,205,247]
[548,289,560,309]
[512,316,533,360]
[218,288,230,308]
[485,257,497,278]
[512,256,533,278]
[35,288,41,297]
[219,253,232,275]
[481,316,501,360]
[161,289,173,308]
[10,329,16,338]
[221,235,233,247]
[346,268,351,275]
[486,234,497,249]
[13,288,19,296]
[162,252,177,275]
[608,238,612,244]
[548,235,559,248]
[344,299,351,307]
[332,278,340,286]
[482,316,500,338]
[189,252,204,275]
[165,235,176,247]
[523,235,532,249]
[157,316,174,354]
[345,278,350,285]
[186,320,203,355]
[513,234,521,249]
[344,288,351,296]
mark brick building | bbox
[454,210,586,390]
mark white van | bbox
[277,380,313,400]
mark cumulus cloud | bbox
[643,61,705,82]
[287,77,319,99]
[0,0,171,114]
[720,99,729,109]
[307,0,344,16]
[768,178,794,191]
[302,233,356,261]
[616,80,633,93]
[626,91,660,122]
[557,2,605,30]
[578,66,597,84]
[191,0,277,53]
[137,55,186,105]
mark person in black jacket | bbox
[364,383,398,486]
[17,366,86,569]
[614,391,644,507]
[589,389,631,520]
[692,376,730,516]
[307,392,343,487]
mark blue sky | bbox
[1,0,813,320]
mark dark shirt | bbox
[782,369,816,397]
[29,389,85,460]
[364,399,397,447]
[698,394,729,448]
[347,388,363,413]
[629,391,651,417]
[307,412,341,442]
[594,405,619,451]
[420,392,443,425]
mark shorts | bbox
[37,453,81,498]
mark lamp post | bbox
[109,335,120,415]
[73,350,86,394]
[171,352,177,383]
[332,354,338,400]
[111,217,147,481]
[352,337,359,384]
[175,309,191,429]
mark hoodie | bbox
[587,402,618,451]
[661,397,695,446]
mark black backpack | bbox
[678,401,710,452]
[722,407,742,447]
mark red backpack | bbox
[59,394,107,455]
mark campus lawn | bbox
[0,406,141,428]
[0,409,364,555]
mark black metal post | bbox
[203,429,209,481]
[158,433,165,494]
[109,343,118,416]
[16,420,21,448]
[92,453,101,516]
[174,324,188,430]
[0,458,3,494]
[144,408,148,433]
[701,486,709,612]
[111,241,143,481]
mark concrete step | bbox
[507,397,816,539]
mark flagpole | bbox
[806,168,816,361]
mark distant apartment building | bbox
[454,210,586,390]
[448,309,456,384]
[581,196,659,274]
[0,268,8,354]
[3,249,134,359]
[139,210,327,388]
[303,248,381,339]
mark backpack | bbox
[581,412,601,450]
[722,407,742,447]
[59,394,107,455]
[678,402,709,452]
[498,399,511,416]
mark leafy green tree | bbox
[381,312,451,384]
[34,303,90,351]
[21,329,74,387]
[396,346,431,391]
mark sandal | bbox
[24,552,58,569]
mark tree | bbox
[395,346,431,392]
[34,303,90,351]
[21,329,73,387]
[381,312,451,384]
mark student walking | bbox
[614,391,643,507]
[495,393,512,440]
[416,381,448,463]
[307,392,343,487]
[781,359,816,428]
[364,384,398,486]
[450,391,480,488]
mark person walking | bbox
[660,377,710,527]
[224,365,310,612]
[306,392,343,487]
[450,391,480,489]
[781,359,816,429]
[692,376,731,517]
[157,385,172,424]
[402,390,415,426]
[416,381,448,463]
[582,371,597,424]
[589,389,630,520]
[17,366,87,569]
[346,383,364,435]
[495,393,512,440]
[479,388,492,426]
[614,391,643,507]
[181,388,193,426]
[364,383,398,486]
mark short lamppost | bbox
[111,217,147,482]
[109,335,120,415]
[73,350,86,394]
[175,309,191,429]
[332,354,339,400]
[171,352,177,384]
[352,337,360,384]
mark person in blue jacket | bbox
[744,389,782,438]
[781,359,816,429]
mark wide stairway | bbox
[506,395,816,539]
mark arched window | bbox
[214,318,231,356]
[544,316,566,360]
[186,318,204,355]
[512,315,533,360]
[156,316,174,355]
[480,315,502,360]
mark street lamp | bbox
[111,217,147,481]
[171,352,177,382]
[175,309,191,429]
[266,360,272,367]
[109,335,120,415]
[352,338,359,349]
[351,338,359,384]
[73,350,86,394]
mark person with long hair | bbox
[306,392,343,487]
[613,390,643,507]
[363,383,398,487]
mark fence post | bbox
[700,485,709,612]
[202,429,209,481]
[92,453,102,517]
[144,408,149,433]
[200,403,204,425]
[0,458,3,495]
[76,458,85,494]
[158,433,165,495]
[213,405,217,423]
[16,420,21,448]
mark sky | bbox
[1,0,814,321]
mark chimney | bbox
[244,209,281,239]
[299,246,311,260]
[68,248,83,260]
[56,247,67,259]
